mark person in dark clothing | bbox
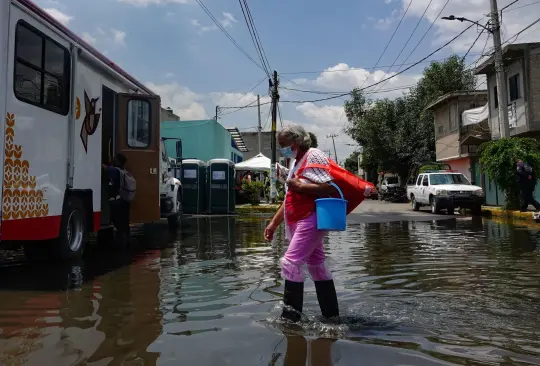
[516,159,540,212]
[103,153,131,246]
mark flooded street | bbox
[1,214,540,365]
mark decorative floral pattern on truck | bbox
[79,91,101,153]
[2,113,49,220]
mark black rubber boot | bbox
[282,280,304,322]
[314,280,339,319]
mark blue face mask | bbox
[280,146,297,158]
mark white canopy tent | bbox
[234,153,271,172]
[462,104,488,126]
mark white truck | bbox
[407,170,484,215]
[0,0,182,261]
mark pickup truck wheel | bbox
[447,206,455,215]
[430,197,441,214]
[411,196,420,211]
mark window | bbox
[14,21,70,115]
[429,173,470,185]
[509,74,520,102]
[127,99,150,148]
[416,175,423,185]
[422,176,429,186]
[493,86,499,109]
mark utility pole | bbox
[270,71,279,201]
[215,106,219,121]
[490,0,510,138]
[257,94,262,154]
[327,134,338,162]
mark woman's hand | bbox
[264,221,277,242]
[286,178,303,192]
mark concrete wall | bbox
[529,46,540,128]
[447,157,471,181]
[160,108,180,122]
[436,132,460,161]
[160,120,243,162]
[241,131,273,160]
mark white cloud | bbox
[221,12,237,28]
[118,0,189,6]
[82,32,97,45]
[190,19,217,33]
[44,8,73,25]
[112,29,127,45]
[146,82,208,120]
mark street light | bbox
[441,15,492,32]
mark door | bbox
[420,175,429,204]
[116,94,161,223]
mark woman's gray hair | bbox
[277,124,312,150]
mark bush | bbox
[242,181,265,205]
[479,137,540,209]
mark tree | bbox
[344,55,475,181]
[344,151,360,173]
[308,132,318,148]
[479,138,540,209]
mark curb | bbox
[481,206,537,221]
[235,205,280,214]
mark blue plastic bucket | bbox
[315,182,347,231]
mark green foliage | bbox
[308,132,318,148]
[479,137,540,208]
[241,181,265,206]
[345,55,475,180]
[419,163,447,173]
[344,151,360,173]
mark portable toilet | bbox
[181,159,208,214]
[207,159,235,214]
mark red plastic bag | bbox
[298,158,375,214]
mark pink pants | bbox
[281,212,333,283]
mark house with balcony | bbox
[475,42,540,138]
[426,90,488,184]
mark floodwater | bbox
[1,215,540,365]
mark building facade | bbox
[160,120,245,163]
[160,107,180,122]
[475,42,540,138]
[426,91,488,182]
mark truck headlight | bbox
[473,189,484,197]
[435,189,448,196]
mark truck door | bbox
[116,94,161,223]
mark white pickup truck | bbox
[406,171,484,215]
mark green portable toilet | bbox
[181,159,208,214]
[208,159,235,214]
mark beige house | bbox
[475,42,540,138]
[425,91,488,181]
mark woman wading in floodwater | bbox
[264,124,339,322]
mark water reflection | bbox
[0,216,539,365]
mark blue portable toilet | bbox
[208,159,235,214]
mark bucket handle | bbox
[329,182,344,200]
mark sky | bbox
[36,0,540,161]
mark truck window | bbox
[14,21,70,115]
[430,173,470,185]
[416,175,423,185]
[422,176,428,186]
[127,99,150,148]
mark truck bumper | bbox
[434,195,484,209]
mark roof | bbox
[19,0,155,96]
[424,90,488,111]
[475,42,540,75]
[226,127,249,152]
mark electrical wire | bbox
[372,0,433,93]
[277,103,283,127]
[357,0,413,92]
[195,0,264,72]
[502,0,540,12]
[220,77,267,109]
[238,0,272,76]
[463,25,488,61]
[280,22,476,104]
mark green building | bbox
[160,120,246,163]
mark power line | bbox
[280,22,476,104]
[502,0,540,12]
[357,0,413,92]
[238,0,271,76]
[195,0,264,72]
[372,0,433,93]
[221,77,267,109]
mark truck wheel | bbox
[430,197,441,214]
[447,206,455,215]
[411,195,420,211]
[23,197,88,262]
